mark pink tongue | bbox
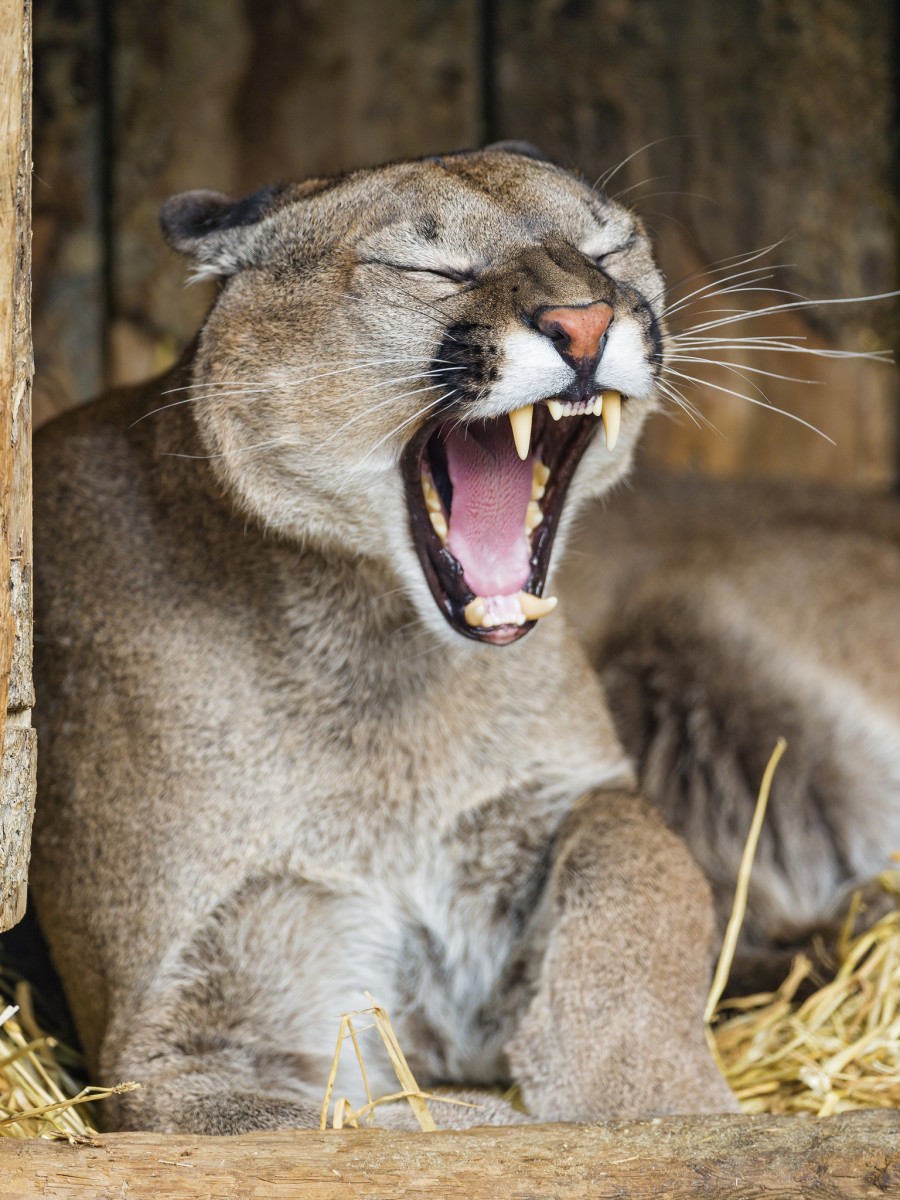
[444,421,532,597]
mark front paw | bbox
[508,999,739,1120]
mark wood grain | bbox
[0,1113,898,1198]
[0,0,35,934]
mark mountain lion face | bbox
[163,145,666,644]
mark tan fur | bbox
[30,146,896,1132]
[562,471,900,989]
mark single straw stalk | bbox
[320,993,480,1131]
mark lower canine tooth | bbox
[464,597,486,627]
[430,511,448,542]
[422,475,442,514]
[601,389,621,451]
[509,405,534,460]
[519,591,558,620]
[547,399,563,421]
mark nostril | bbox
[534,301,614,364]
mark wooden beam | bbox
[0,1113,898,1198]
[0,0,35,934]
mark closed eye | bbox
[588,233,638,265]
[361,258,476,284]
[396,265,475,284]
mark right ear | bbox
[159,184,289,278]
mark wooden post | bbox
[0,0,36,933]
[0,1114,897,1197]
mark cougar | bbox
[30,144,900,1133]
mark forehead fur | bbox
[300,151,614,245]
[167,149,632,281]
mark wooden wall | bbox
[32,0,899,486]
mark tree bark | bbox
[0,1113,898,1198]
[0,0,36,934]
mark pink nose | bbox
[536,302,614,363]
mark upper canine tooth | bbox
[547,399,564,422]
[509,405,534,460]
[464,597,486,627]
[601,389,621,451]
[519,591,558,620]
[430,511,448,542]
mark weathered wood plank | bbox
[0,0,35,934]
[0,726,37,929]
[107,0,481,389]
[494,0,898,487]
[30,0,105,427]
[0,1113,898,1198]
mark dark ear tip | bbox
[160,190,237,251]
[483,140,551,163]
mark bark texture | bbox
[0,1113,898,1198]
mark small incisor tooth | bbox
[525,500,543,535]
[601,389,621,450]
[509,405,534,460]
[464,597,486,627]
[519,591,558,620]
[421,475,442,514]
[532,461,550,500]
[547,399,564,422]
[429,510,448,542]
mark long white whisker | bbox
[610,173,670,201]
[671,333,808,345]
[682,290,900,337]
[158,358,456,396]
[162,437,289,461]
[594,135,690,192]
[646,239,792,307]
[662,366,836,444]
[354,392,456,468]
[130,390,262,427]
[667,333,892,360]
[655,380,705,429]
[664,277,810,320]
[324,381,450,443]
[662,266,784,314]
[663,355,820,386]
[134,369,460,428]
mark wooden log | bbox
[0,1113,898,1198]
[0,0,35,934]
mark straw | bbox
[0,980,139,1141]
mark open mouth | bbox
[402,391,622,644]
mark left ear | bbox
[159,184,290,278]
